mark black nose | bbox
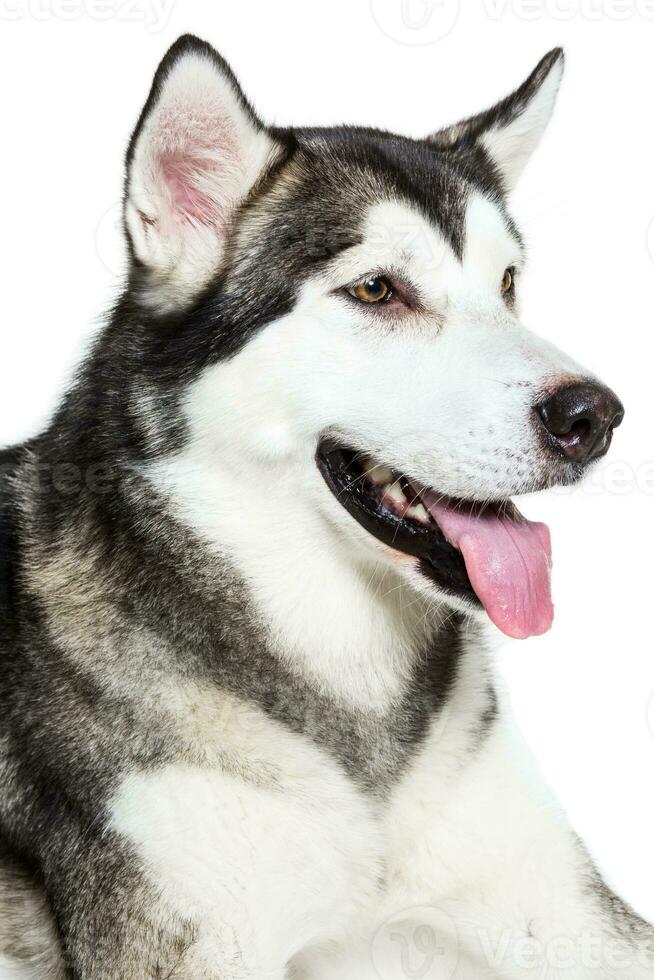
[535,381,624,464]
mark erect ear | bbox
[124,35,280,307]
[427,48,564,193]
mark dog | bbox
[0,33,651,979]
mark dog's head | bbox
[121,36,623,640]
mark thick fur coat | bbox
[0,36,651,979]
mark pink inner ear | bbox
[160,153,220,226]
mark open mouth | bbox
[317,441,554,640]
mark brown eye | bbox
[501,267,514,296]
[348,276,393,304]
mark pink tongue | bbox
[420,493,553,639]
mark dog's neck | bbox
[14,437,478,791]
[144,445,453,711]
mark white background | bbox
[0,0,653,920]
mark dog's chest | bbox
[110,699,387,962]
[109,662,491,964]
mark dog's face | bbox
[123,36,623,640]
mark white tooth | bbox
[385,483,405,507]
[368,464,394,485]
[406,503,430,525]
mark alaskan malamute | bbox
[0,34,651,979]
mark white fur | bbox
[293,715,653,978]
[111,705,384,977]
[481,55,564,190]
[110,654,653,978]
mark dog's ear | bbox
[427,48,564,192]
[124,35,280,307]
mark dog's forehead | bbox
[264,128,522,271]
[356,194,521,271]
[287,131,469,252]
